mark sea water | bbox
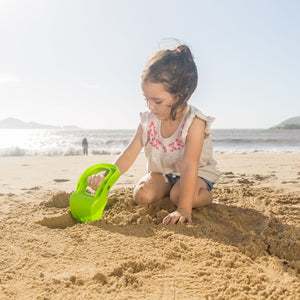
[213,129,300,154]
[0,128,299,156]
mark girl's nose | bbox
[147,99,154,111]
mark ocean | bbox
[0,128,299,157]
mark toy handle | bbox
[76,163,120,198]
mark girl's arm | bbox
[163,117,205,224]
[88,124,143,190]
[113,124,143,174]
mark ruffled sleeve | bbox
[140,111,151,146]
[181,105,215,141]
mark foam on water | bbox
[0,128,299,156]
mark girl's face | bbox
[141,80,176,121]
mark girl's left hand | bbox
[162,209,192,225]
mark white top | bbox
[140,104,220,183]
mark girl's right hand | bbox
[87,174,104,191]
[162,209,192,225]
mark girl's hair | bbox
[142,44,198,120]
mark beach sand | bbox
[0,153,299,299]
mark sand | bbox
[0,153,299,299]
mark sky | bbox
[0,0,299,129]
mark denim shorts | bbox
[165,174,214,192]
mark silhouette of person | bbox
[82,137,88,155]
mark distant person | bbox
[82,138,88,155]
[87,41,220,225]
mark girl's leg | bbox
[133,172,172,205]
[169,178,213,208]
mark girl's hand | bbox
[162,209,192,225]
[87,174,104,191]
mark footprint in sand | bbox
[0,192,15,197]
[21,186,41,191]
[54,179,70,183]
[281,180,299,184]
[237,178,253,184]
[223,171,236,178]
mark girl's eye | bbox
[144,98,162,105]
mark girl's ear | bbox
[174,94,183,104]
[176,92,190,104]
[184,92,191,103]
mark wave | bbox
[0,146,27,157]
[0,146,121,157]
[0,128,299,156]
[214,148,300,154]
[213,138,283,143]
[104,138,131,146]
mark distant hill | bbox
[270,116,300,130]
[0,118,81,130]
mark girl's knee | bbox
[194,188,212,207]
[133,184,155,205]
[169,184,180,206]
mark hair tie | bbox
[174,47,181,53]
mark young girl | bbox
[88,43,220,225]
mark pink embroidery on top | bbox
[179,123,184,137]
[146,121,185,153]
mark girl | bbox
[88,43,220,225]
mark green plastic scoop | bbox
[69,163,120,223]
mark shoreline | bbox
[1,153,299,194]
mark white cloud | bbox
[0,73,21,85]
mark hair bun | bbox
[176,45,193,60]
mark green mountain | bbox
[270,116,300,129]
